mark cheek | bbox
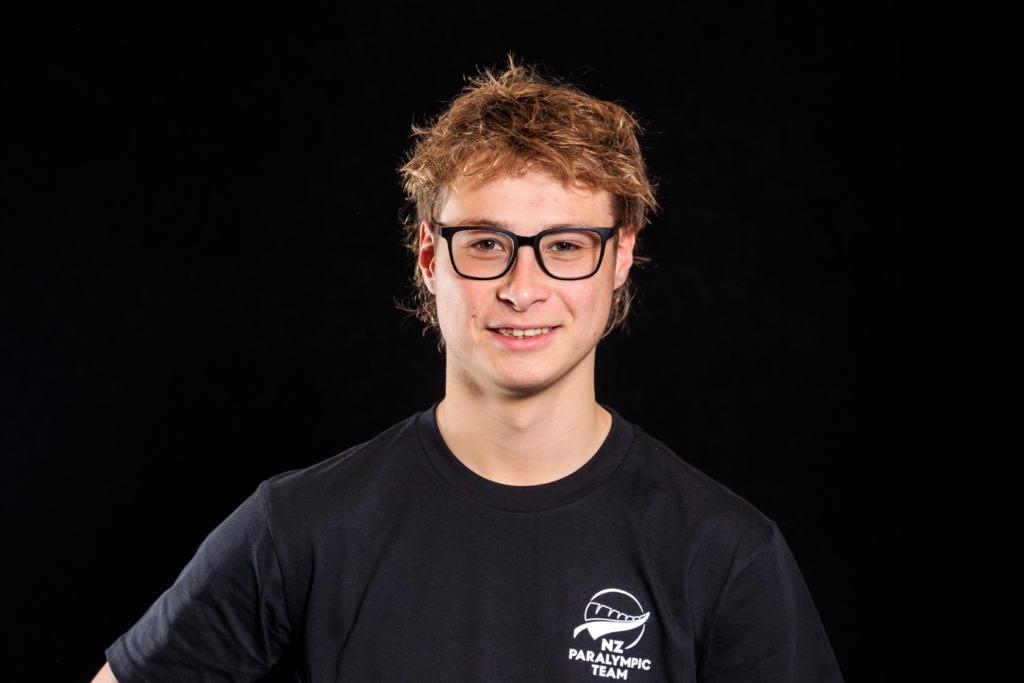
[435,277,484,332]
[565,280,613,330]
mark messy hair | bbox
[399,58,657,339]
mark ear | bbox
[418,220,438,294]
[612,226,636,290]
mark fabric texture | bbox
[107,406,843,682]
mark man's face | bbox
[418,172,634,397]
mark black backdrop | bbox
[1,1,903,681]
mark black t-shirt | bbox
[108,406,843,682]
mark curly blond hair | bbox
[399,58,657,339]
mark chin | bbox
[489,368,559,398]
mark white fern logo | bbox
[572,588,650,650]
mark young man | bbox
[94,63,843,682]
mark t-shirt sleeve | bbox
[698,524,844,683]
[106,483,292,683]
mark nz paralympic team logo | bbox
[569,589,653,679]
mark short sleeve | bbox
[107,484,292,683]
[698,524,844,683]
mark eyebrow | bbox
[443,217,602,230]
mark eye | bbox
[472,239,505,251]
[550,241,581,253]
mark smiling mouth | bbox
[493,327,553,338]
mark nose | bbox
[497,244,551,311]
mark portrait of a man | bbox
[2,5,902,682]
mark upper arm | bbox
[105,485,291,681]
[90,662,118,683]
[698,526,843,682]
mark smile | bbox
[493,327,552,338]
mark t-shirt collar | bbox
[416,403,634,513]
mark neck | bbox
[436,351,612,486]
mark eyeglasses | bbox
[433,223,618,281]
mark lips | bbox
[492,326,552,338]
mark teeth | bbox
[496,327,551,338]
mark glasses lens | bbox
[539,230,604,278]
[450,229,515,278]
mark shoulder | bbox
[615,422,776,566]
[257,412,427,531]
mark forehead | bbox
[438,172,614,232]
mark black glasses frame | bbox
[433,223,619,281]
